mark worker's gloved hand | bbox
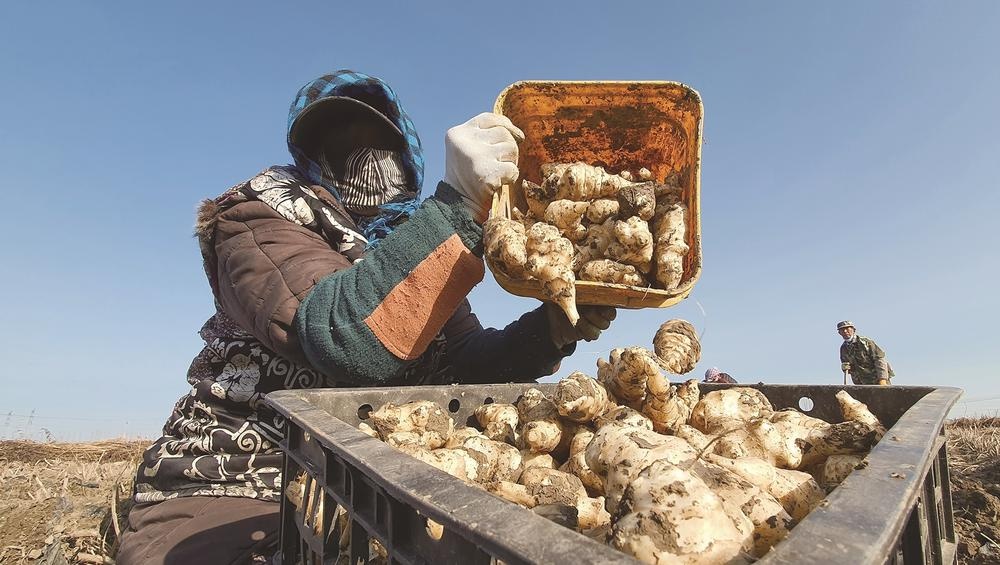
[841,362,851,373]
[444,113,524,223]
[878,378,890,386]
[546,303,617,349]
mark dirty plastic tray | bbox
[489,81,704,309]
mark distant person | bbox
[704,366,737,384]
[837,320,893,385]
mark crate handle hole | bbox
[798,397,815,412]
[483,397,495,405]
[448,399,461,413]
[357,404,373,421]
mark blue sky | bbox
[1,2,997,440]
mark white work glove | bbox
[546,304,617,349]
[444,113,524,223]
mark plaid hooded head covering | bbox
[287,71,424,247]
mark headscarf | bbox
[286,71,424,249]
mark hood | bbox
[287,70,425,199]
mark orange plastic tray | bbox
[490,80,704,309]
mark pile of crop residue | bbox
[947,417,1000,564]
[0,439,147,564]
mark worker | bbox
[116,70,616,564]
[703,366,737,384]
[837,320,893,385]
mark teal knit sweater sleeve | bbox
[294,182,487,384]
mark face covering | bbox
[325,147,410,213]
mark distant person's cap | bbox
[837,320,855,330]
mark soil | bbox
[948,418,1000,564]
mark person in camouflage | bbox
[837,320,893,385]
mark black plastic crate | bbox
[266,383,961,565]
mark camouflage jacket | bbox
[840,335,893,385]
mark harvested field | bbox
[0,417,996,564]
[948,417,1000,564]
[0,440,146,564]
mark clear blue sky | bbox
[1,2,997,440]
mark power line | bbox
[956,395,1000,405]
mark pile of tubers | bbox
[328,319,885,564]
[484,162,689,325]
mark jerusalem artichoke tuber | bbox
[642,375,700,434]
[553,162,637,201]
[515,388,566,454]
[690,459,793,557]
[370,401,454,449]
[836,390,887,440]
[606,216,653,273]
[596,346,662,407]
[585,421,697,514]
[554,372,614,423]
[396,444,481,483]
[474,402,520,444]
[456,434,523,483]
[610,460,753,565]
[484,216,529,280]
[651,202,688,289]
[522,178,556,219]
[491,467,611,531]
[444,426,486,449]
[594,405,654,431]
[814,454,865,490]
[690,388,775,435]
[617,183,656,221]
[560,427,604,496]
[525,222,579,325]
[578,259,648,286]
[704,453,826,521]
[544,199,590,242]
[652,319,701,374]
[586,198,620,224]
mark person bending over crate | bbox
[116,70,615,565]
[837,320,893,385]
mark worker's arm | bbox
[212,182,486,384]
[295,183,487,385]
[867,339,890,383]
[441,300,574,383]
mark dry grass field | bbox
[947,417,1000,563]
[0,418,997,564]
[0,441,144,564]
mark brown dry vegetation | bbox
[948,417,1000,564]
[0,440,146,564]
[0,417,996,564]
